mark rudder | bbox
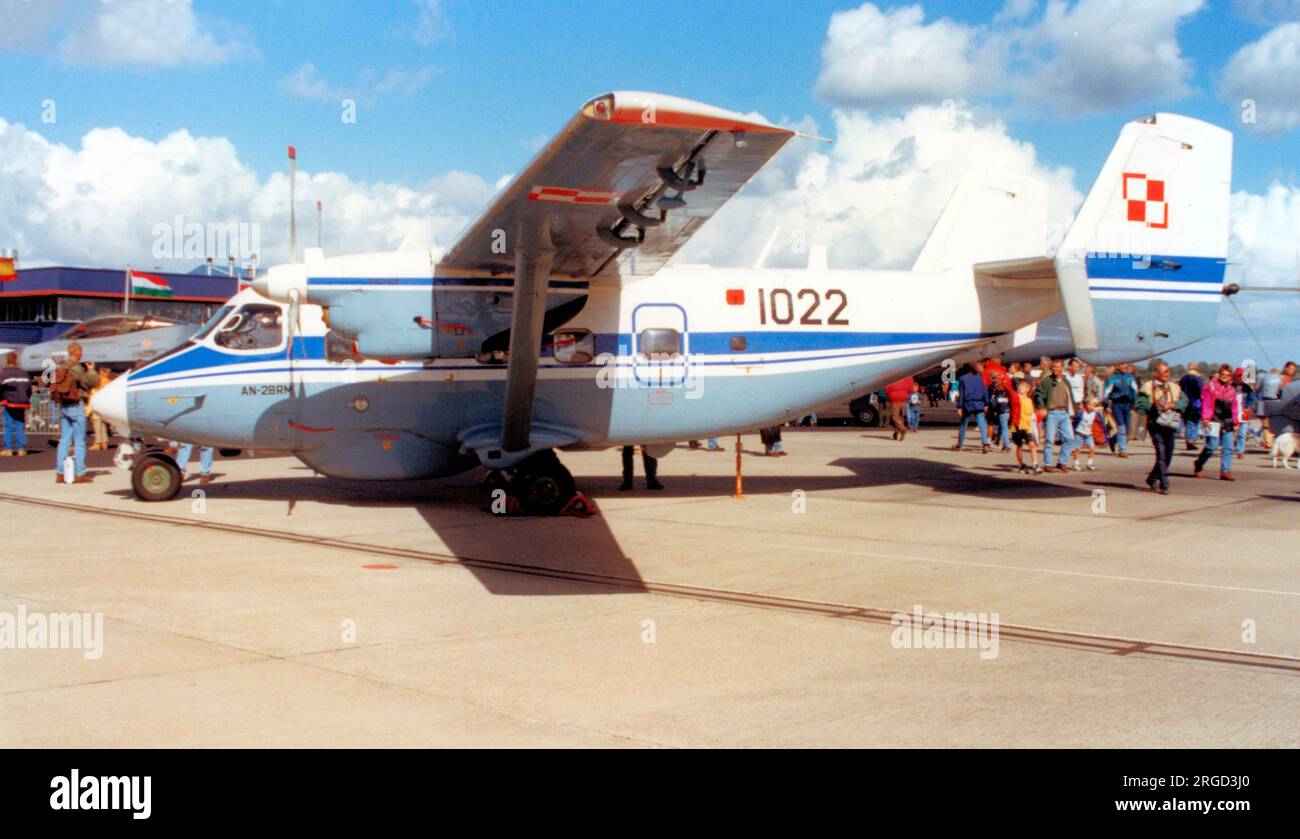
[1054,114,1232,365]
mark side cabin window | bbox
[638,328,680,360]
[552,329,594,364]
[214,304,284,352]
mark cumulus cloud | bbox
[1017,0,1204,114]
[816,1,1206,116]
[0,0,77,52]
[280,63,438,105]
[1219,22,1300,135]
[1199,183,1300,366]
[57,0,254,68]
[815,4,1003,109]
[676,103,1081,270]
[0,117,494,269]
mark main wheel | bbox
[132,453,183,502]
[851,400,879,427]
[509,450,576,516]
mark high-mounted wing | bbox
[438,91,795,284]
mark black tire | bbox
[509,450,576,516]
[132,454,183,502]
[218,448,241,458]
[851,400,879,427]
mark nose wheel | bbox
[131,452,183,502]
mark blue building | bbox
[0,265,239,347]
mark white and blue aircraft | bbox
[91,92,1233,511]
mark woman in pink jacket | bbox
[1195,364,1241,480]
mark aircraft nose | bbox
[90,373,129,430]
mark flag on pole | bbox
[0,256,15,281]
[288,145,296,160]
[130,270,173,298]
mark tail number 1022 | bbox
[757,288,849,326]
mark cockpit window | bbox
[214,304,284,351]
[59,316,129,340]
[193,305,235,342]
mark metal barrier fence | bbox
[25,387,60,435]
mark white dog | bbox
[1270,431,1297,469]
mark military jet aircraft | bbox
[19,313,199,374]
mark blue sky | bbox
[1,0,1297,365]
[4,0,1295,190]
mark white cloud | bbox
[0,0,76,52]
[0,117,494,268]
[1198,183,1300,367]
[815,4,1002,109]
[1018,0,1204,114]
[412,0,453,45]
[676,103,1081,270]
[1229,182,1300,291]
[1219,22,1300,135]
[58,0,254,68]
[280,63,438,105]
[816,1,1206,116]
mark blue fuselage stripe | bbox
[1084,254,1225,283]
[126,331,997,388]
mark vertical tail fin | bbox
[1054,114,1232,365]
[912,171,1048,273]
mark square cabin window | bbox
[638,328,681,360]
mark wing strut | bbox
[498,217,555,455]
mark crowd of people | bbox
[0,342,215,485]
[938,354,1295,493]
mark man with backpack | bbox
[50,342,99,484]
[1103,365,1138,458]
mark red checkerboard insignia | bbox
[527,185,621,205]
[726,288,745,305]
[1122,172,1168,229]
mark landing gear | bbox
[510,449,576,516]
[131,452,183,502]
[484,449,593,516]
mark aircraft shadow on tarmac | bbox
[110,469,646,597]
[101,454,1098,598]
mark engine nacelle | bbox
[324,290,436,361]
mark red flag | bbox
[0,256,15,282]
[288,145,296,160]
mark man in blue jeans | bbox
[1035,358,1077,472]
[52,343,99,484]
[953,361,990,452]
[1104,364,1137,458]
[1178,362,1204,451]
[176,442,215,484]
[1,352,31,457]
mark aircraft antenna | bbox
[288,145,298,262]
[752,227,781,269]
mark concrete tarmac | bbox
[2,426,1297,747]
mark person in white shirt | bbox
[1072,397,1101,471]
